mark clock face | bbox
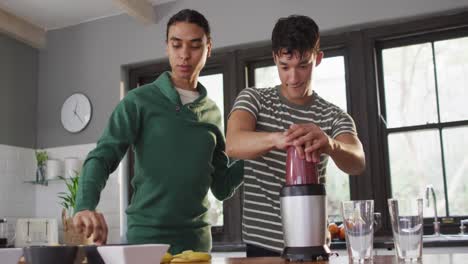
[61,93,92,133]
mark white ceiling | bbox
[0,0,175,30]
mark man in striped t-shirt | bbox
[226,15,366,256]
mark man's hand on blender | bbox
[284,123,335,162]
[73,210,108,245]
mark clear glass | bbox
[382,43,437,128]
[341,200,374,263]
[442,126,468,216]
[388,198,423,262]
[254,56,349,220]
[388,130,446,217]
[434,36,468,122]
[198,73,224,227]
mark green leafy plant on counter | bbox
[57,170,80,215]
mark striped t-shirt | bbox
[231,86,357,252]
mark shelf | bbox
[24,177,69,186]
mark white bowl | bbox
[0,248,23,264]
[97,244,170,264]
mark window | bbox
[126,10,468,244]
[199,73,225,227]
[249,54,350,222]
[378,34,468,218]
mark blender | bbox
[280,146,330,261]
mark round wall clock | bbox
[61,93,92,133]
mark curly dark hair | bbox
[166,9,211,41]
[271,15,320,58]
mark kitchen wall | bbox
[36,0,468,148]
[0,144,36,240]
[0,143,121,244]
[0,33,38,241]
[36,144,121,244]
[0,33,38,148]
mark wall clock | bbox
[61,93,92,133]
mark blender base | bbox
[281,245,331,261]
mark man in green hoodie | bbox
[73,9,243,254]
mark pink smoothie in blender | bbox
[281,146,330,261]
[285,146,319,185]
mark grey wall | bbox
[0,33,38,148]
[36,0,468,148]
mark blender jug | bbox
[280,146,330,261]
[285,146,319,185]
[0,218,7,248]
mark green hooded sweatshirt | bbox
[75,72,244,254]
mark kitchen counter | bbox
[16,251,468,264]
[210,253,468,263]
[212,235,468,252]
[329,235,468,250]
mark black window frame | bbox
[125,9,468,247]
[363,10,468,235]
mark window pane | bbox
[254,65,279,89]
[382,43,437,128]
[326,159,350,223]
[254,56,349,220]
[314,56,347,111]
[199,73,224,128]
[434,36,468,122]
[442,126,468,216]
[198,73,224,227]
[388,130,446,217]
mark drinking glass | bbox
[341,200,375,263]
[388,198,423,262]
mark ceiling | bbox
[0,0,175,30]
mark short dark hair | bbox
[166,9,211,41]
[271,15,320,58]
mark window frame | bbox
[363,10,468,235]
[239,43,356,219]
[125,10,468,247]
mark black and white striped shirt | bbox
[231,86,357,252]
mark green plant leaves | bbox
[57,172,80,210]
[35,150,48,166]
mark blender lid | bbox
[0,219,6,223]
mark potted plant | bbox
[57,171,92,245]
[35,150,48,184]
[57,172,79,218]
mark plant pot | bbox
[62,209,93,246]
[36,165,46,184]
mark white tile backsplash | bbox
[41,144,121,244]
[0,143,123,244]
[0,144,36,243]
